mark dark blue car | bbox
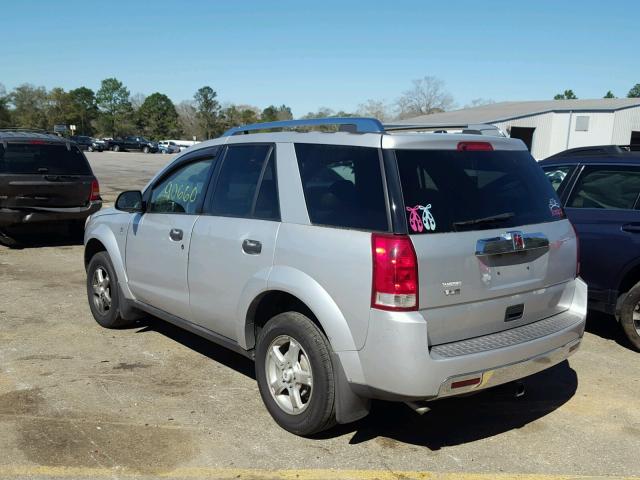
[540,145,640,350]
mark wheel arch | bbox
[84,223,133,300]
[618,260,640,297]
[243,266,359,353]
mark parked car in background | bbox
[161,139,200,151]
[70,135,104,152]
[84,118,586,435]
[109,136,158,153]
[158,140,181,154]
[0,130,101,246]
[540,145,640,350]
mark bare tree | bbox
[357,99,393,122]
[395,76,454,119]
[130,92,147,110]
[464,98,495,108]
[176,100,198,139]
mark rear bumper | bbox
[344,277,587,401]
[0,202,102,228]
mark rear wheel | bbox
[87,252,132,328]
[0,229,19,248]
[620,282,640,351]
[255,312,336,436]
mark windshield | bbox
[395,149,563,233]
[0,143,92,175]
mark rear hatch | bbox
[0,141,95,208]
[394,144,577,345]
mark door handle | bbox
[622,223,640,233]
[169,228,183,241]
[242,239,262,255]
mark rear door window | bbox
[0,142,91,175]
[567,166,640,210]
[395,149,563,233]
[542,165,575,195]
[294,143,389,231]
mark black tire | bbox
[112,145,120,152]
[86,251,131,328]
[0,229,19,248]
[620,281,640,351]
[142,146,150,154]
[255,311,336,436]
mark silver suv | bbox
[84,118,587,435]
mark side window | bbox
[148,158,214,214]
[208,144,272,218]
[253,151,280,220]
[567,166,640,210]
[542,165,574,194]
[294,143,389,231]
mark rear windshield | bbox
[395,149,563,233]
[0,143,92,175]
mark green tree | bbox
[261,104,293,122]
[10,84,48,129]
[220,104,260,131]
[137,92,181,140]
[627,84,640,98]
[96,78,134,137]
[0,83,11,127]
[193,86,221,139]
[604,90,616,99]
[554,89,578,100]
[46,87,74,130]
[68,87,98,136]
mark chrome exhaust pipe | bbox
[404,401,431,415]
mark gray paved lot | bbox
[0,152,639,480]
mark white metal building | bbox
[398,99,640,159]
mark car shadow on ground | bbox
[133,316,256,379]
[131,315,578,449]
[585,310,636,351]
[0,229,84,249]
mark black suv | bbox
[540,145,640,350]
[0,130,102,245]
[70,135,104,152]
[109,136,158,153]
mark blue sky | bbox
[3,0,638,116]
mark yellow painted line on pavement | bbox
[0,466,637,480]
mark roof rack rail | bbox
[384,122,506,137]
[222,117,385,136]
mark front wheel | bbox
[86,252,132,328]
[255,311,336,436]
[620,282,640,351]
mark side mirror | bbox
[115,190,144,213]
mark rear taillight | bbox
[371,234,418,311]
[457,141,493,151]
[570,222,580,277]
[90,179,100,202]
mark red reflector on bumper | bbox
[451,377,482,389]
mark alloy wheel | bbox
[265,335,313,415]
[91,267,112,315]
